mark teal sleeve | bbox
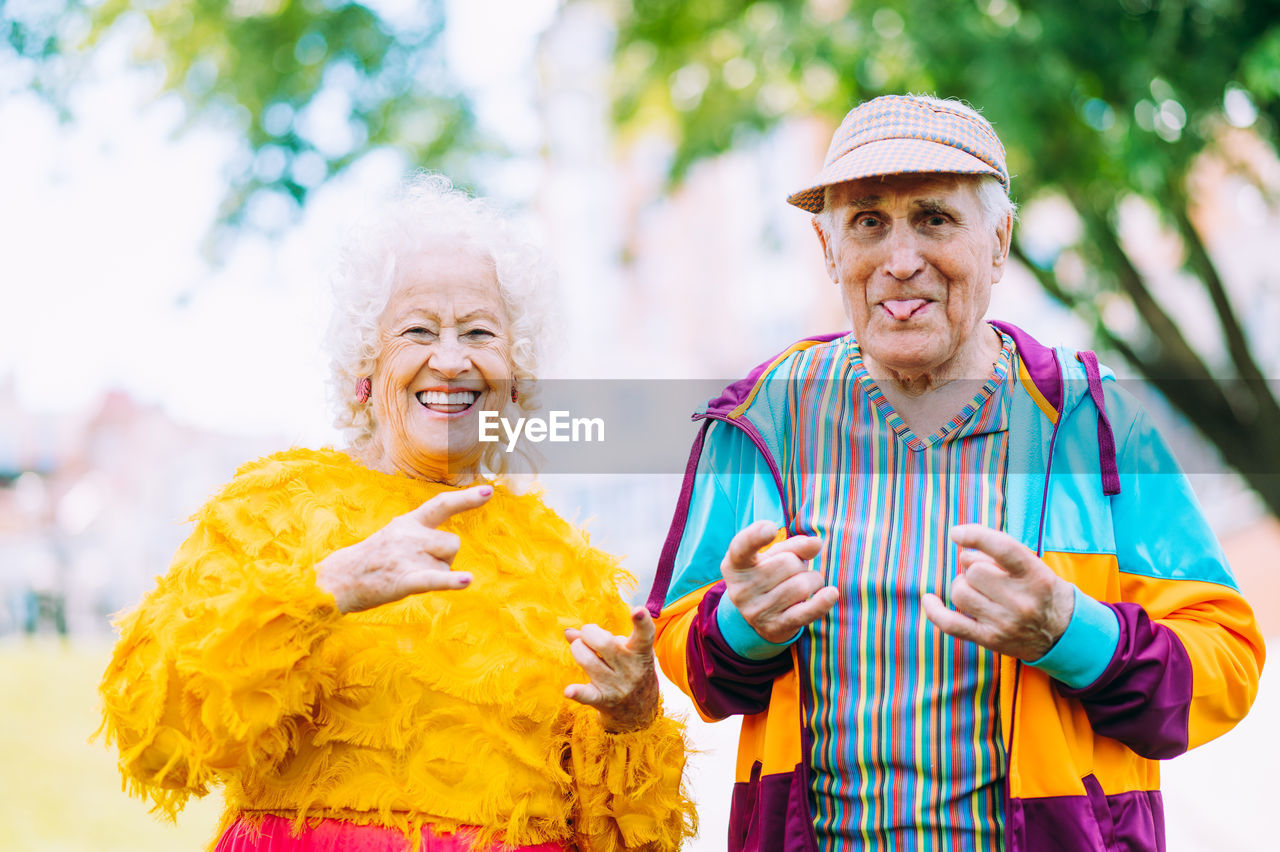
[667,420,794,659]
[716,594,799,660]
[1027,586,1120,688]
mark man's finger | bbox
[948,575,1003,624]
[922,592,992,646]
[764,534,823,562]
[411,485,494,528]
[957,548,992,573]
[625,606,656,655]
[749,570,828,621]
[770,586,839,635]
[724,520,781,571]
[950,524,1036,578]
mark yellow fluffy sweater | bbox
[98,448,696,851]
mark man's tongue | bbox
[882,299,930,320]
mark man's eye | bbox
[925,215,948,226]
[856,215,882,228]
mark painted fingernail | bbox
[478,486,493,497]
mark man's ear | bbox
[812,217,839,284]
[991,211,1013,285]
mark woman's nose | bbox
[426,333,470,376]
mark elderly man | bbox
[646,95,1264,852]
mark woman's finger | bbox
[626,607,656,655]
[574,623,621,659]
[564,682,603,707]
[410,485,494,529]
[567,637,614,679]
[421,530,462,563]
[401,568,473,595]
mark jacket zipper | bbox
[1003,409,1063,852]
[693,408,822,849]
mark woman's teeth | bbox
[416,390,480,412]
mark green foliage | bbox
[2,0,482,231]
[612,0,1280,513]
[615,0,1279,198]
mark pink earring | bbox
[511,383,519,404]
[356,377,372,404]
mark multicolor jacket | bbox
[646,322,1264,851]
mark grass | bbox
[0,638,223,851]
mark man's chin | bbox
[862,327,944,360]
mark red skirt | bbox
[214,815,571,852]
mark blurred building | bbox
[0,381,281,637]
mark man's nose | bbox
[882,224,925,280]
[427,333,470,376]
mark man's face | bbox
[816,174,1010,380]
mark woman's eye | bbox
[465,328,495,340]
[406,326,436,337]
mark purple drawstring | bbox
[1077,351,1121,496]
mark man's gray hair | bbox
[326,173,551,475]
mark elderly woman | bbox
[98,175,696,852]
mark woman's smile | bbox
[416,388,482,415]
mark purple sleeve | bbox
[686,582,793,719]
[1055,602,1192,759]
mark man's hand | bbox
[564,607,661,733]
[721,520,838,644]
[316,485,493,613]
[922,524,1076,660]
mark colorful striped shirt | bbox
[783,332,1015,851]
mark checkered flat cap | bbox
[787,95,1009,213]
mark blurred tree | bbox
[612,0,1280,515]
[2,0,483,236]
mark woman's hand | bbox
[316,485,493,614]
[564,606,661,733]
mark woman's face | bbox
[368,244,513,483]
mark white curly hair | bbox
[325,172,551,478]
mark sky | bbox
[0,0,558,446]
